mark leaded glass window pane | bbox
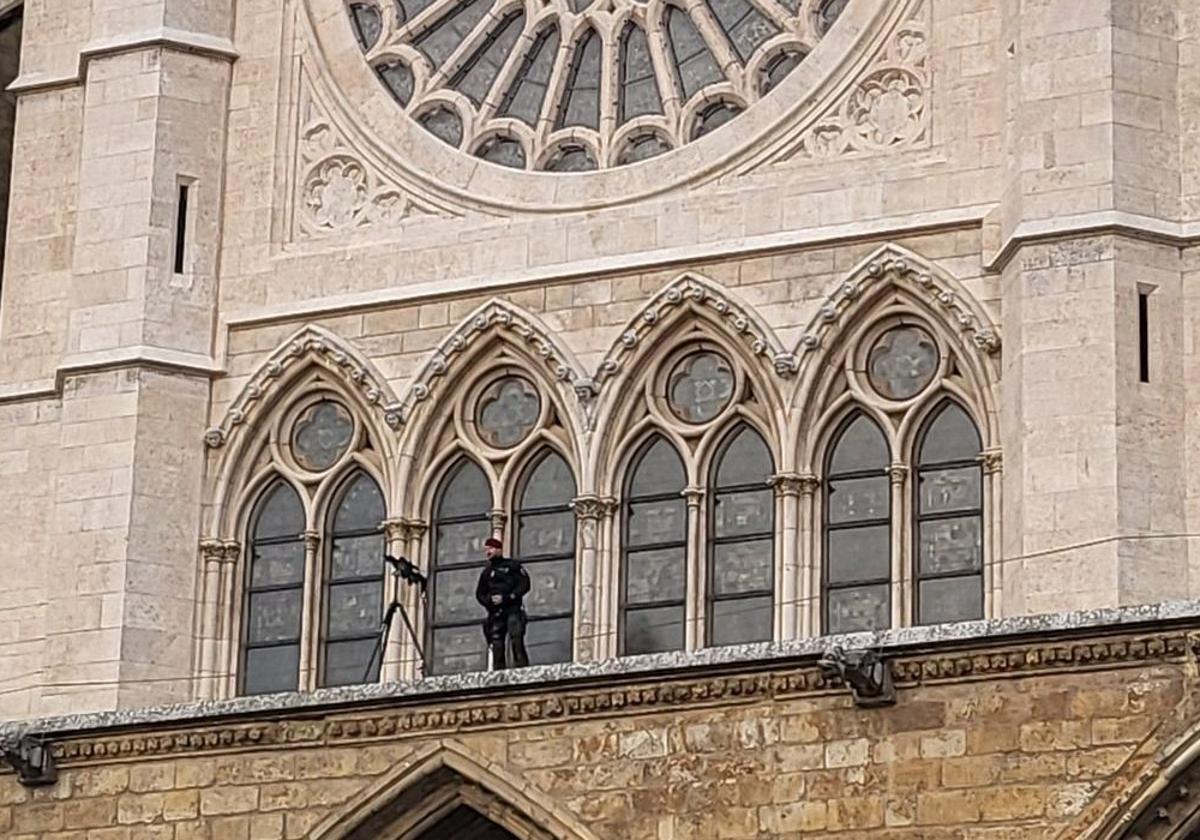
[709,426,773,646]
[816,0,848,35]
[498,28,559,126]
[692,101,743,140]
[452,12,525,106]
[414,0,492,66]
[291,401,354,472]
[617,133,672,165]
[704,0,777,63]
[760,49,805,94]
[350,3,382,50]
[429,458,493,675]
[622,436,686,655]
[320,473,386,688]
[544,144,598,172]
[619,25,662,123]
[824,414,891,633]
[625,605,684,655]
[419,105,464,147]
[666,7,724,100]
[476,135,527,169]
[867,326,940,400]
[396,0,437,23]
[242,483,306,696]
[476,376,540,448]
[375,60,415,106]
[914,403,984,626]
[514,451,576,664]
[667,350,735,423]
[557,30,602,130]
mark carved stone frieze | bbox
[37,631,1197,768]
[570,496,618,521]
[779,6,930,163]
[205,326,404,448]
[770,474,820,498]
[200,539,241,565]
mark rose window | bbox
[476,376,542,447]
[292,401,355,471]
[667,351,735,423]
[866,326,939,401]
[344,0,850,170]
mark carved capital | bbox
[682,487,705,507]
[888,464,909,485]
[303,531,321,552]
[770,473,820,498]
[200,539,240,566]
[489,510,508,533]
[383,517,427,543]
[982,449,1003,475]
[571,495,617,521]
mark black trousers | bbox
[484,609,528,670]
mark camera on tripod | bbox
[385,554,427,591]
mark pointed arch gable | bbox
[789,244,1002,464]
[310,741,600,840]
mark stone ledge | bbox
[986,211,1200,272]
[4,599,1200,748]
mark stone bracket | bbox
[2,735,58,787]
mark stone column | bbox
[769,474,804,641]
[382,518,428,681]
[298,531,321,690]
[196,538,238,700]
[682,487,704,650]
[982,450,1004,619]
[571,495,616,663]
[792,475,821,638]
[889,464,909,628]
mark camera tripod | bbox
[362,555,427,683]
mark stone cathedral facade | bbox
[2,0,1200,836]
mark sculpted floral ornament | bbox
[205,326,404,448]
[784,12,929,161]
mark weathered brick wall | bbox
[1,646,1194,839]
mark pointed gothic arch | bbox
[309,742,601,840]
[590,271,790,494]
[790,244,1001,469]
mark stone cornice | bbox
[4,600,1200,767]
[8,28,238,95]
[986,212,1200,273]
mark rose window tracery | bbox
[344,0,850,170]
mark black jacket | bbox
[475,556,531,613]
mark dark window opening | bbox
[0,8,23,304]
[1138,288,1150,383]
[173,181,190,275]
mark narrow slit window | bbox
[1138,289,1150,383]
[173,182,190,275]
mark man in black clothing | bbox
[475,537,531,670]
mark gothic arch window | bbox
[913,401,984,626]
[228,382,391,697]
[241,481,307,695]
[513,449,577,664]
[320,472,387,687]
[823,413,892,634]
[345,0,847,169]
[428,457,493,675]
[621,435,688,655]
[708,425,774,645]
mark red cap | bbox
[484,537,503,549]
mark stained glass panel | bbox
[826,524,890,584]
[521,452,576,509]
[704,0,777,62]
[667,351,735,423]
[557,30,602,130]
[620,25,662,122]
[414,0,492,66]
[452,12,526,106]
[242,647,300,696]
[350,3,382,50]
[525,616,573,664]
[431,625,487,674]
[918,516,982,576]
[330,533,385,581]
[523,558,575,614]
[692,101,743,140]
[919,404,982,465]
[918,576,983,625]
[760,49,805,94]
[827,476,889,524]
[499,28,559,126]
[867,326,939,400]
[829,414,889,474]
[629,437,685,496]
[625,547,686,604]
[246,590,302,645]
[255,483,304,539]
[375,60,414,105]
[322,639,377,687]
[716,427,773,485]
[327,581,383,636]
[666,8,724,100]
[250,541,305,588]
[333,474,385,533]
[435,521,489,566]
[545,145,598,172]
[918,467,982,515]
[826,584,890,634]
[419,106,464,147]
[711,595,772,645]
[627,498,687,546]
[292,401,354,472]
[517,510,574,558]
[816,0,849,35]
[476,136,527,169]
[434,567,484,623]
[711,539,773,595]
[617,133,672,165]
[713,489,772,537]
[625,605,684,654]
[476,377,540,447]
[437,460,491,518]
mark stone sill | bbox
[4,599,1200,743]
